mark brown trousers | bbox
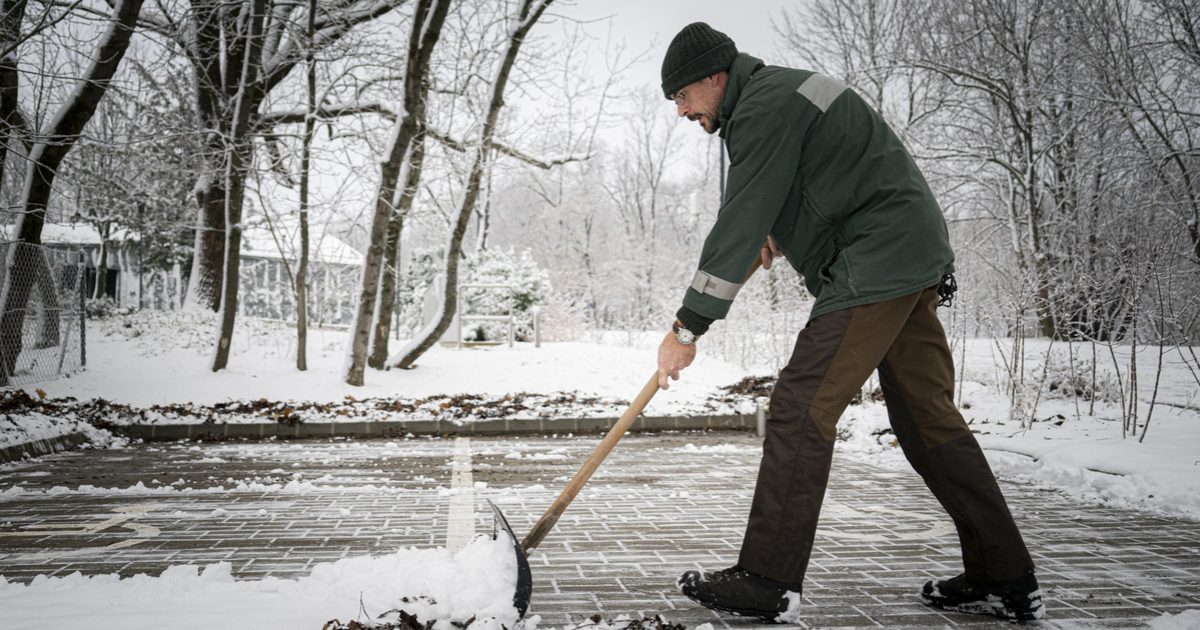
[738,286,1034,585]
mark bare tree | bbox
[393,0,555,369]
[133,0,407,313]
[343,0,450,385]
[209,0,270,371]
[599,89,684,327]
[0,0,145,382]
[293,0,318,370]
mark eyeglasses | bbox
[671,88,687,105]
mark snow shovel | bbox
[492,256,767,618]
[489,371,662,619]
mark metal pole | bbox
[455,285,462,349]
[756,400,766,438]
[533,306,541,349]
[79,250,86,367]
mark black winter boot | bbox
[921,572,1045,622]
[677,565,802,623]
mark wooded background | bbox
[0,0,1196,386]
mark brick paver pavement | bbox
[1,432,1197,629]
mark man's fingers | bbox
[760,246,773,270]
[657,369,670,390]
[671,370,680,381]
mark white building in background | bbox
[2,222,147,307]
[237,224,364,327]
[3,222,365,324]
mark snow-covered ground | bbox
[31,310,753,410]
[2,309,1199,628]
[4,310,1198,525]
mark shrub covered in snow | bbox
[393,246,443,337]
[95,308,297,357]
[1043,350,1123,402]
[460,248,552,342]
[85,296,135,319]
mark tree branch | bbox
[426,125,588,170]
[258,100,396,126]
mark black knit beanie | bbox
[660,22,738,100]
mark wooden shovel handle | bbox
[518,255,765,554]
[519,371,660,554]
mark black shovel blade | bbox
[488,499,532,619]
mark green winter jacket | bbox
[680,53,955,326]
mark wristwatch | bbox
[672,320,696,345]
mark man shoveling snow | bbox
[654,22,1043,624]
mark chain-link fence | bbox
[0,242,86,386]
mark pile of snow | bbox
[0,535,520,630]
[0,390,125,451]
[1147,610,1200,630]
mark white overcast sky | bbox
[549,0,800,94]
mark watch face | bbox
[676,328,695,345]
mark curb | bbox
[113,414,759,442]
[0,432,92,465]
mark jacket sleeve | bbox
[682,105,808,320]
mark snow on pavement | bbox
[7,310,1200,523]
[0,534,521,630]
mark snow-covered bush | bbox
[1043,350,1122,403]
[392,247,551,342]
[393,247,443,337]
[85,296,135,319]
[460,248,551,342]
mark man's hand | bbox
[760,235,783,270]
[657,330,696,390]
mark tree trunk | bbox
[0,0,143,383]
[0,0,28,198]
[295,0,317,372]
[184,153,228,312]
[346,125,416,384]
[181,0,227,312]
[369,131,426,368]
[395,0,555,370]
[345,0,449,385]
[93,238,109,300]
[211,0,268,372]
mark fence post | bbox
[756,400,766,438]
[79,250,86,367]
[533,306,541,348]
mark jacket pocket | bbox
[816,248,859,298]
[837,250,859,297]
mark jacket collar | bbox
[718,53,765,139]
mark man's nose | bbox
[675,102,687,117]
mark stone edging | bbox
[0,432,92,465]
[115,414,759,441]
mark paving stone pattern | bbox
[0,433,1197,629]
